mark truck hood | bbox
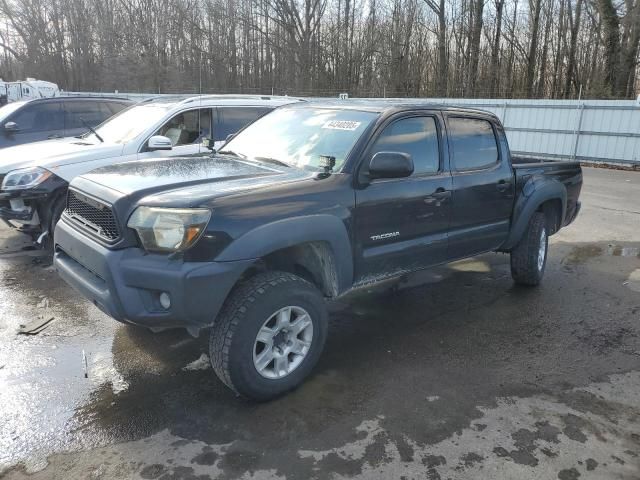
[0,137,122,174]
[78,155,299,202]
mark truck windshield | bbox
[222,107,378,171]
[88,104,171,144]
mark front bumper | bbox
[0,190,45,225]
[0,204,33,221]
[54,218,254,329]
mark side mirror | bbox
[369,151,414,179]
[147,135,172,151]
[4,121,18,133]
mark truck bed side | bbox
[500,156,582,250]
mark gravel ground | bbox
[0,166,638,480]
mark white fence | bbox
[63,92,640,166]
[427,98,640,166]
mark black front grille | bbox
[65,189,120,241]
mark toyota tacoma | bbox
[54,101,582,400]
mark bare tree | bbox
[0,0,636,98]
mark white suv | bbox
[0,95,301,244]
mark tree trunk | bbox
[490,0,504,97]
[525,0,543,96]
[467,0,485,96]
[595,0,621,95]
[563,0,583,97]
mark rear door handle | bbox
[48,134,60,139]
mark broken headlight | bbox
[127,207,211,253]
[1,167,53,190]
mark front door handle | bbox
[424,188,451,205]
[496,180,511,192]
[48,134,60,139]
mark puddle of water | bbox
[566,243,640,265]
[565,245,603,264]
[449,259,491,273]
[606,244,640,257]
[626,269,640,293]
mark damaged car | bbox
[0,95,301,247]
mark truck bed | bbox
[511,155,581,173]
[511,155,582,228]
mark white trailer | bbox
[0,78,59,104]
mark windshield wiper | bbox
[79,117,104,143]
[218,149,246,159]
[254,156,290,168]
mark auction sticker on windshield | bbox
[322,120,361,131]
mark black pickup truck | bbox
[54,101,582,400]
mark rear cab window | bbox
[448,117,499,171]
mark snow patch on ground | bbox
[182,353,210,371]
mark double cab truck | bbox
[54,101,582,400]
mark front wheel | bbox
[209,271,328,401]
[510,212,548,286]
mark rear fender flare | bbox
[501,177,566,251]
[215,214,354,294]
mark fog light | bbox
[159,292,171,310]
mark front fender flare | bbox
[215,214,354,294]
[501,177,566,251]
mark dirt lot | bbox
[0,167,639,480]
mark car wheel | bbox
[510,212,548,286]
[210,271,328,401]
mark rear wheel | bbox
[510,212,548,286]
[209,271,328,401]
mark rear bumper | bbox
[54,218,253,329]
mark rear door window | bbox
[215,107,271,141]
[448,117,499,170]
[369,116,440,175]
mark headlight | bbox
[127,207,211,253]
[1,167,53,190]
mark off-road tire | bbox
[510,212,548,286]
[209,271,328,401]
